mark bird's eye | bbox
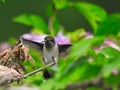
[51,39,54,42]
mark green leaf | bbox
[13,14,49,34]
[95,14,120,36]
[57,56,100,86]
[75,2,107,31]
[67,28,86,42]
[23,73,43,86]
[93,53,108,66]
[40,79,55,90]
[100,46,120,77]
[105,74,120,85]
[53,0,68,10]
[1,0,5,3]
[13,14,33,26]
[69,38,93,58]
[102,58,120,77]
[78,64,101,81]
[69,37,104,59]
[100,46,120,59]
[58,56,89,79]
[57,56,89,85]
[87,87,103,90]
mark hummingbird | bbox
[21,35,71,79]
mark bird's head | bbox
[44,36,56,48]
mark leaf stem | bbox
[48,3,57,35]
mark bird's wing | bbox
[58,44,72,57]
[21,38,44,53]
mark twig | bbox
[3,39,22,66]
[23,61,56,78]
[3,47,14,66]
[5,61,56,85]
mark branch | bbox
[23,61,56,78]
[4,62,56,85]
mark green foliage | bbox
[95,14,120,36]
[0,0,5,3]
[87,87,103,90]
[13,14,49,34]
[70,36,105,58]
[69,38,93,58]
[100,46,120,77]
[58,56,90,81]
[105,74,120,85]
[53,0,68,10]
[58,56,100,83]
[75,2,107,31]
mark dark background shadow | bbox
[0,0,119,42]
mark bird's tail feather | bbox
[43,70,54,79]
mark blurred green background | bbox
[0,0,119,41]
[0,0,120,90]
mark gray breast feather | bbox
[43,44,58,65]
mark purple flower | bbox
[94,39,120,53]
[22,33,47,43]
[94,45,106,53]
[22,32,71,44]
[112,70,118,75]
[85,32,93,39]
[55,32,71,44]
[84,32,120,51]
[104,39,120,51]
